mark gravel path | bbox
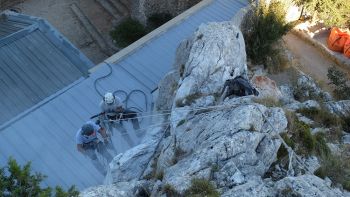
[283,32,349,93]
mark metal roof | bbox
[0,0,247,190]
[0,11,93,126]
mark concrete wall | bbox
[130,0,202,25]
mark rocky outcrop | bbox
[154,71,179,111]
[293,74,332,102]
[80,22,350,197]
[174,22,247,105]
[252,76,282,101]
[156,98,288,192]
[222,175,347,197]
[325,100,350,117]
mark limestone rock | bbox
[105,122,166,184]
[343,134,350,144]
[274,175,346,197]
[279,85,295,105]
[155,71,179,111]
[294,74,332,102]
[80,180,149,197]
[222,175,348,197]
[174,22,247,105]
[252,76,282,101]
[158,98,288,192]
[325,100,350,117]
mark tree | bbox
[293,0,350,27]
[0,157,79,197]
[242,0,293,64]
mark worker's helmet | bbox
[82,123,94,136]
[104,92,115,105]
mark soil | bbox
[15,0,116,64]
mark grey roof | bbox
[0,11,93,126]
[0,0,247,190]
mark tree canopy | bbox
[0,157,79,197]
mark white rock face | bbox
[325,100,350,117]
[222,175,347,197]
[174,22,247,103]
[80,21,350,197]
[158,98,288,192]
[294,74,332,102]
[155,70,179,111]
[251,76,282,101]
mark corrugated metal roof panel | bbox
[0,0,247,190]
[0,12,93,125]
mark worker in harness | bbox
[100,92,143,138]
[76,121,113,175]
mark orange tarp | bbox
[327,27,349,52]
[344,38,350,58]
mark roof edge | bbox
[89,0,214,73]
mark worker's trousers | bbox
[83,141,112,175]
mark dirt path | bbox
[16,0,114,64]
[282,32,349,93]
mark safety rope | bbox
[129,101,314,177]
[93,62,149,119]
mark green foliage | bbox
[277,133,295,159]
[110,18,147,47]
[162,184,181,197]
[177,119,186,127]
[171,146,187,165]
[184,178,219,197]
[156,171,164,181]
[341,115,350,132]
[147,13,173,29]
[296,107,341,128]
[327,66,350,100]
[242,0,292,65]
[295,0,350,27]
[315,153,350,191]
[0,157,78,197]
[287,119,331,156]
[294,120,316,154]
[313,132,331,157]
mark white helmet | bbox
[104,92,115,104]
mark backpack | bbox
[223,76,259,98]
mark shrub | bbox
[147,13,173,29]
[313,132,331,157]
[241,0,293,65]
[110,18,147,47]
[315,153,350,191]
[296,107,341,128]
[327,66,350,100]
[183,178,220,197]
[163,184,181,197]
[0,157,78,197]
[277,133,295,159]
[177,119,186,127]
[341,115,350,132]
[171,146,187,165]
[294,0,350,28]
[288,119,331,156]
